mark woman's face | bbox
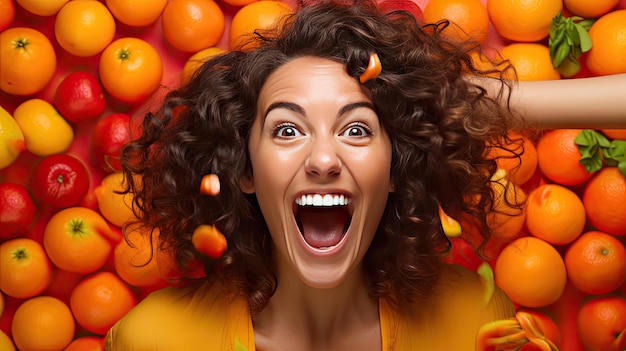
[243,56,393,289]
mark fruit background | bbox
[1,0,626,350]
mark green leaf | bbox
[578,19,595,30]
[595,132,612,148]
[549,12,594,72]
[602,140,626,165]
[618,160,626,177]
[575,130,604,172]
[575,24,593,52]
[576,130,626,175]
[574,129,595,146]
[552,43,571,68]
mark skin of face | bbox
[242,56,393,289]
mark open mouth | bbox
[294,194,352,250]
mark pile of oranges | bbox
[0,0,625,350]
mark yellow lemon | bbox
[95,172,137,227]
[13,99,73,156]
[0,328,15,351]
[0,105,25,169]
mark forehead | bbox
[258,56,371,106]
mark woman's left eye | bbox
[341,123,372,137]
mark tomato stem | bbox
[13,38,30,50]
[70,218,86,236]
[12,247,27,260]
[117,48,131,60]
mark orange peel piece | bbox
[200,174,220,196]
[192,224,227,259]
[477,261,495,307]
[515,311,559,351]
[475,312,560,351]
[359,53,382,83]
[438,205,462,237]
[476,319,525,351]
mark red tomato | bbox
[53,71,106,123]
[91,113,132,173]
[0,183,38,240]
[30,154,90,209]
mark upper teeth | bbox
[296,194,351,207]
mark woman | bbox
[106,1,623,349]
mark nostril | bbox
[304,149,342,177]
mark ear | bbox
[239,173,255,194]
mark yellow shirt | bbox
[105,264,516,351]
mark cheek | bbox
[350,145,393,189]
[251,147,302,187]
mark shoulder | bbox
[387,263,516,349]
[435,262,515,321]
[105,280,250,350]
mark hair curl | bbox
[121,0,526,315]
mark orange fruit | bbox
[422,0,489,43]
[564,0,619,18]
[99,37,163,103]
[70,271,137,335]
[516,308,562,350]
[487,132,538,185]
[15,0,68,16]
[467,50,502,77]
[95,172,137,228]
[535,129,594,186]
[229,0,293,50]
[64,336,104,351]
[602,129,626,140]
[0,0,15,32]
[583,167,626,236]
[220,0,258,6]
[577,295,626,351]
[0,27,57,96]
[105,0,167,27]
[525,183,586,245]
[161,0,225,53]
[565,231,626,295]
[181,46,225,85]
[11,296,75,351]
[0,329,14,351]
[587,10,626,76]
[484,169,527,252]
[114,225,168,288]
[54,0,116,57]
[497,43,560,81]
[495,236,567,308]
[43,207,113,274]
[0,238,53,299]
[487,0,562,42]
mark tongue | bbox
[299,207,349,248]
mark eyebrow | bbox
[263,101,376,120]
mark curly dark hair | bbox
[121,0,526,315]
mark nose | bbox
[304,138,342,178]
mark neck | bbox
[252,260,379,347]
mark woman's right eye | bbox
[272,123,302,138]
